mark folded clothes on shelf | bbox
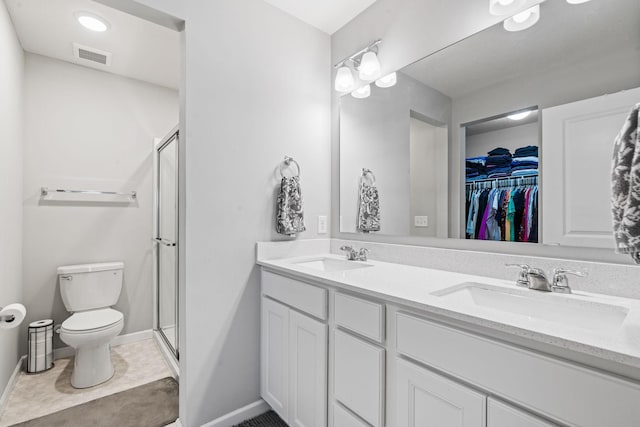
[514,145,538,158]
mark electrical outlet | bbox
[414,216,429,227]
[318,215,328,234]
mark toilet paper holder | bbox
[0,307,16,323]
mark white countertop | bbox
[258,253,640,374]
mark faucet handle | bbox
[340,245,356,260]
[552,268,586,294]
[505,264,530,287]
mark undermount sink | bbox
[432,282,629,333]
[292,257,373,273]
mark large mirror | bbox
[339,0,640,249]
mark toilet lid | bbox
[62,308,123,332]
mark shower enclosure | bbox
[155,128,179,358]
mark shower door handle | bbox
[153,238,176,247]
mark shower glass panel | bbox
[157,131,179,358]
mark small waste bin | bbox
[27,319,54,373]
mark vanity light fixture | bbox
[335,66,355,92]
[351,84,371,99]
[489,0,525,16]
[75,12,110,32]
[375,72,397,88]
[333,39,382,93]
[507,110,532,121]
[503,5,540,32]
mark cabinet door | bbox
[261,297,290,422]
[488,399,556,427]
[289,310,328,427]
[396,358,486,427]
[334,329,385,426]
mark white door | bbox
[289,310,328,427]
[396,358,486,427]
[542,86,640,248]
[487,399,556,427]
[261,297,290,422]
[334,329,385,426]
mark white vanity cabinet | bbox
[261,271,328,427]
[487,399,555,427]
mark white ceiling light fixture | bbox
[503,5,540,32]
[566,0,591,4]
[335,66,355,92]
[75,12,110,32]
[507,110,532,121]
[333,39,382,93]
[489,0,525,16]
[351,84,371,99]
[375,72,397,88]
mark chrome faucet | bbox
[551,268,586,294]
[506,264,587,293]
[340,245,369,261]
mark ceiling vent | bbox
[73,43,112,66]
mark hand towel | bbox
[276,176,306,236]
[357,181,380,233]
[612,103,640,263]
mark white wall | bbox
[0,0,23,396]
[123,1,332,426]
[21,53,178,354]
[465,122,538,158]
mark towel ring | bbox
[362,168,376,186]
[279,156,301,178]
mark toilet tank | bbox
[58,262,124,312]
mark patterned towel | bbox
[357,182,380,233]
[276,176,305,236]
[612,103,640,263]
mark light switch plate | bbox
[414,216,429,227]
[318,215,328,234]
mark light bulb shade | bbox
[335,66,355,93]
[489,0,525,16]
[375,72,397,88]
[351,84,371,99]
[503,5,540,32]
[358,51,381,81]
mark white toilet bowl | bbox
[59,308,124,388]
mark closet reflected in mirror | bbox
[464,109,539,243]
[338,0,640,249]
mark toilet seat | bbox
[61,308,123,334]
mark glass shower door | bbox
[156,131,179,358]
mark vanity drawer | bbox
[261,270,327,320]
[334,292,385,343]
[334,329,385,427]
[396,312,640,427]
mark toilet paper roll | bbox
[0,304,26,329]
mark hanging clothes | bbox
[465,177,538,243]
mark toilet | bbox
[58,262,125,389]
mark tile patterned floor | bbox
[0,339,173,427]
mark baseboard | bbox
[53,329,154,360]
[0,355,26,414]
[152,330,179,379]
[202,400,270,427]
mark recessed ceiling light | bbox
[75,12,110,32]
[507,111,532,121]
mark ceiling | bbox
[262,0,377,34]
[466,110,539,136]
[4,0,180,90]
[402,0,640,100]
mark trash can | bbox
[28,319,54,373]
